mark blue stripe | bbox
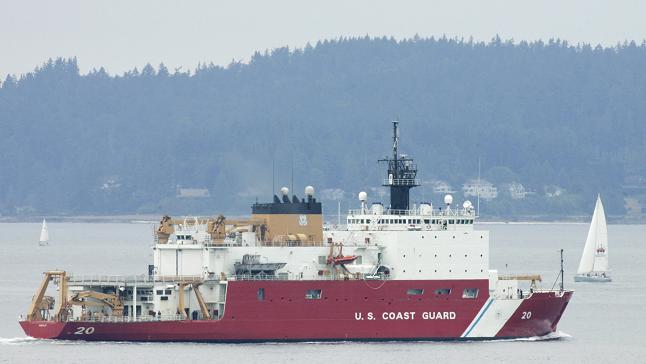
[462,298,494,337]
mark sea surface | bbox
[0,222,643,363]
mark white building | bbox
[462,179,498,200]
[506,182,534,200]
[544,185,565,198]
[430,180,456,194]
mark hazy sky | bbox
[2,0,645,78]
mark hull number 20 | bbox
[74,326,95,335]
[521,311,532,320]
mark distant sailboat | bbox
[574,195,611,282]
[39,219,49,246]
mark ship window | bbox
[407,288,424,295]
[257,288,265,301]
[366,219,371,224]
[360,219,365,224]
[462,288,479,299]
[160,296,168,301]
[424,219,430,224]
[156,290,163,295]
[434,288,451,295]
[305,289,322,300]
[165,289,172,295]
[449,220,454,224]
[140,296,148,302]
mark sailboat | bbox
[574,195,611,282]
[38,219,49,246]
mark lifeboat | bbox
[328,255,358,265]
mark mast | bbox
[560,249,564,292]
[378,120,419,212]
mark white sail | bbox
[39,219,49,244]
[577,196,608,274]
[591,197,609,272]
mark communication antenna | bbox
[272,158,275,195]
[560,249,564,292]
[477,157,481,216]
[291,153,294,196]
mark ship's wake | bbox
[0,337,40,345]
[508,331,572,342]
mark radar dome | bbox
[304,186,315,196]
[463,200,473,209]
[280,187,289,196]
[444,194,453,206]
[358,191,368,202]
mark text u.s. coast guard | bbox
[354,311,456,321]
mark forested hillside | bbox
[1,36,646,218]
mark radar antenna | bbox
[378,120,419,212]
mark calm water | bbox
[0,222,643,363]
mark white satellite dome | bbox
[358,191,368,202]
[280,187,289,196]
[444,194,453,206]
[420,203,432,215]
[463,200,473,210]
[304,186,315,196]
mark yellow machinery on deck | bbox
[26,271,68,321]
[69,291,124,319]
[498,274,542,289]
[177,279,211,320]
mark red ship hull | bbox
[20,280,572,342]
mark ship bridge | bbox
[346,198,476,232]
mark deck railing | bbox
[66,314,187,323]
[68,274,203,285]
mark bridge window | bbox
[257,288,265,301]
[305,289,322,300]
[164,289,172,295]
[462,288,479,299]
[160,296,168,301]
[407,288,424,295]
[434,288,451,296]
[156,290,163,295]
